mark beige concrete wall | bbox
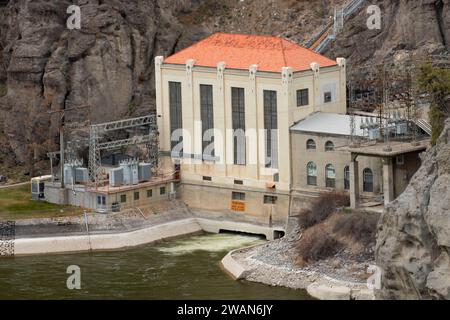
[155,56,346,221]
[45,182,173,211]
[290,63,346,125]
[291,131,383,197]
[105,182,172,209]
[179,182,289,226]
[156,58,346,193]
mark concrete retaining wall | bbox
[11,217,285,256]
[14,218,202,256]
[220,250,250,280]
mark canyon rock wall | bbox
[376,120,450,300]
[326,0,450,66]
[0,0,449,172]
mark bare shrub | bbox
[297,225,343,263]
[297,192,350,229]
[332,212,380,247]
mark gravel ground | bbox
[232,216,374,288]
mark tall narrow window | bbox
[232,87,246,165]
[363,168,374,192]
[325,164,336,188]
[344,166,350,190]
[169,81,182,156]
[264,90,278,168]
[307,162,317,186]
[200,84,214,160]
[297,89,309,106]
[324,91,332,103]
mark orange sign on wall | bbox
[230,200,245,212]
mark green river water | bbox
[0,233,310,299]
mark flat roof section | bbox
[290,112,368,137]
[87,174,178,195]
[337,139,430,157]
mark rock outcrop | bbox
[0,0,449,174]
[326,0,450,66]
[376,120,450,300]
[0,0,191,167]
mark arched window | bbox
[344,166,350,190]
[325,141,334,151]
[325,164,336,188]
[363,168,374,192]
[306,139,316,150]
[307,162,317,186]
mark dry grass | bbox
[297,192,349,229]
[297,224,343,266]
[295,192,379,265]
[0,184,85,220]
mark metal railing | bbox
[309,0,366,53]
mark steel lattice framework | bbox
[88,115,159,186]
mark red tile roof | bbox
[164,33,337,73]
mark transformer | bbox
[138,163,152,182]
[109,167,124,187]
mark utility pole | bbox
[60,126,65,188]
[46,105,90,189]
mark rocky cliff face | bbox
[0,0,192,168]
[326,0,450,66]
[376,120,450,300]
[0,0,340,172]
[0,0,449,173]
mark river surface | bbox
[0,233,311,299]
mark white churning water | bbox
[156,233,265,256]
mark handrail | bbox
[308,0,366,52]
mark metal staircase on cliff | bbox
[307,0,367,53]
[415,118,432,136]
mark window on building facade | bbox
[344,166,350,190]
[296,88,309,107]
[232,87,246,165]
[264,90,278,168]
[147,190,152,198]
[160,187,166,195]
[97,195,106,206]
[325,164,336,188]
[306,139,316,150]
[169,81,183,155]
[307,161,317,186]
[264,195,277,204]
[325,141,334,151]
[202,176,212,181]
[363,168,374,192]
[232,191,245,201]
[120,194,126,203]
[234,179,243,185]
[324,91,332,103]
[200,84,214,160]
[134,191,139,200]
